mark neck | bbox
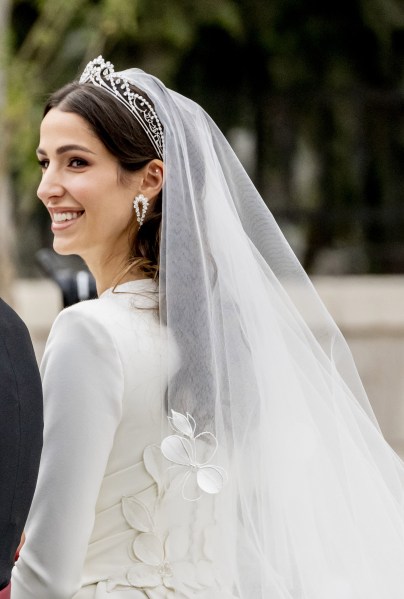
[81,251,146,296]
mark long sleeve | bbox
[11,304,124,599]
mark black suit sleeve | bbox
[0,299,43,588]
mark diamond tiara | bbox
[79,56,164,160]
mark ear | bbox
[138,159,164,201]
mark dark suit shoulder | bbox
[0,298,31,345]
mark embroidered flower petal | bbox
[194,432,218,464]
[162,574,176,590]
[165,526,190,561]
[182,471,202,501]
[122,496,154,533]
[168,410,195,437]
[196,466,226,494]
[133,532,164,566]
[127,563,161,588]
[186,412,196,435]
[161,435,194,465]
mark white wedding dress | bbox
[11,280,232,599]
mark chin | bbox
[53,239,80,256]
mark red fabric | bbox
[0,582,11,599]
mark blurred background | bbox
[1,0,404,451]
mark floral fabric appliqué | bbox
[110,411,230,598]
[160,411,227,501]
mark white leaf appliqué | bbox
[168,411,196,437]
[127,526,200,595]
[122,496,154,533]
[161,436,194,466]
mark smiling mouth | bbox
[52,210,85,223]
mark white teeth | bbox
[53,211,82,223]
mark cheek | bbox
[67,180,99,208]
[71,169,115,201]
[73,174,134,225]
[98,195,135,236]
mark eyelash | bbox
[37,157,89,169]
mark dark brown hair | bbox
[44,82,162,280]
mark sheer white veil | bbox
[119,66,404,598]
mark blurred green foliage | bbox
[3,0,404,274]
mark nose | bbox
[37,167,65,204]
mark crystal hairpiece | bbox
[79,56,164,160]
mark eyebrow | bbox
[36,144,96,156]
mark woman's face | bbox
[37,108,141,265]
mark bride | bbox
[11,56,404,598]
